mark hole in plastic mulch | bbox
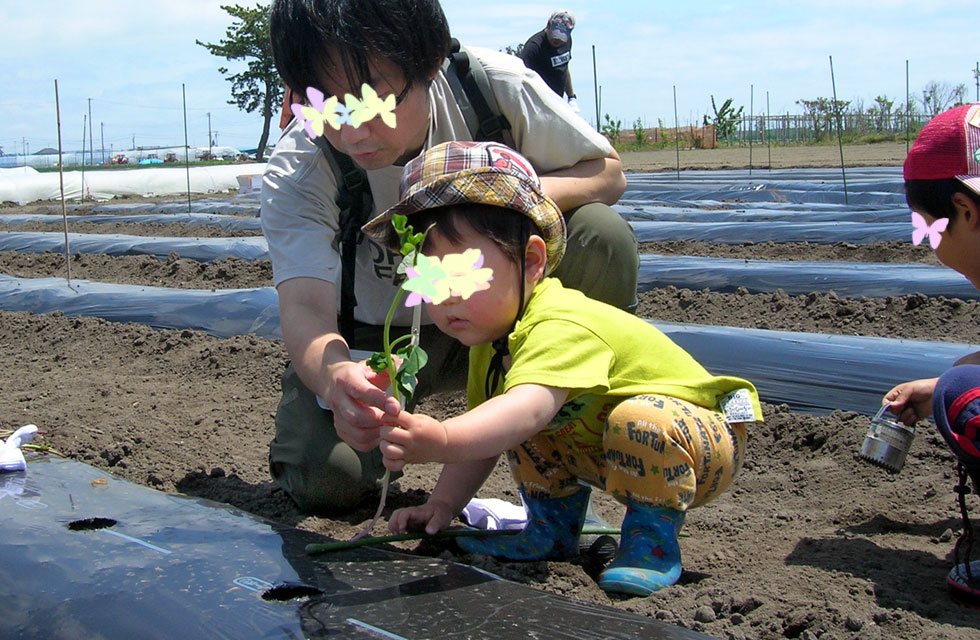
[67,517,118,531]
[261,582,325,602]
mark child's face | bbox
[914,209,980,288]
[422,222,525,347]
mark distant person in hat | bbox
[521,10,579,112]
[882,103,980,605]
[370,140,762,596]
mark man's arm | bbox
[277,277,398,451]
[564,70,575,100]
[538,148,627,211]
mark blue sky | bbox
[2,0,977,156]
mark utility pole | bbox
[100,122,105,164]
[208,111,213,160]
[81,115,87,200]
[87,99,94,166]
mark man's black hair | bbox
[411,204,534,268]
[270,0,452,97]
[906,178,980,220]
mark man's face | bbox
[545,33,566,48]
[316,50,431,170]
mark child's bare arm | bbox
[388,457,499,535]
[380,383,569,468]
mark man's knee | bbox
[269,363,389,513]
[270,442,382,513]
[555,202,638,310]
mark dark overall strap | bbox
[313,136,372,344]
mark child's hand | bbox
[883,377,939,426]
[379,411,449,471]
[388,499,454,535]
[323,360,400,452]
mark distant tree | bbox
[703,96,744,140]
[502,43,525,57]
[197,3,282,162]
[919,80,966,116]
[632,118,646,147]
[796,97,850,141]
[868,95,894,131]
[600,114,622,144]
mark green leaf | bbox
[366,351,388,373]
[396,247,420,276]
[391,214,427,257]
[392,213,410,235]
[393,344,428,404]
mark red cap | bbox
[904,103,980,197]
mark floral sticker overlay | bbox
[290,84,397,138]
[402,248,494,307]
[911,211,948,249]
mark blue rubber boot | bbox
[457,488,590,560]
[598,502,685,596]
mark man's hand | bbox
[388,499,455,535]
[379,411,449,471]
[883,377,939,426]
[322,360,400,451]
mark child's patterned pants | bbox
[507,394,747,511]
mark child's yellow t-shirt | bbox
[466,278,762,448]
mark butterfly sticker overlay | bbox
[402,248,493,307]
[911,211,949,249]
[290,84,397,139]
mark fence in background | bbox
[610,111,936,149]
[723,112,934,146]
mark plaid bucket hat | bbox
[904,103,980,197]
[363,141,566,274]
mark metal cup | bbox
[859,403,915,473]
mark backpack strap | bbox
[312,136,373,344]
[443,38,513,146]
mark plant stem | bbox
[388,333,412,352]
[381,287,406,405]
[349,468,391,542]
[308,525,622,554]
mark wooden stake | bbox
[54,80,72,284]
[829,55,848,204]
[673,85,680,180]
[182,83,192,213]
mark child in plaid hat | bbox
[363,140,762,596]
[883,103,980,605]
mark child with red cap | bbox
[884,102,980,605]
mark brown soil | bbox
[3,146,979,639]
